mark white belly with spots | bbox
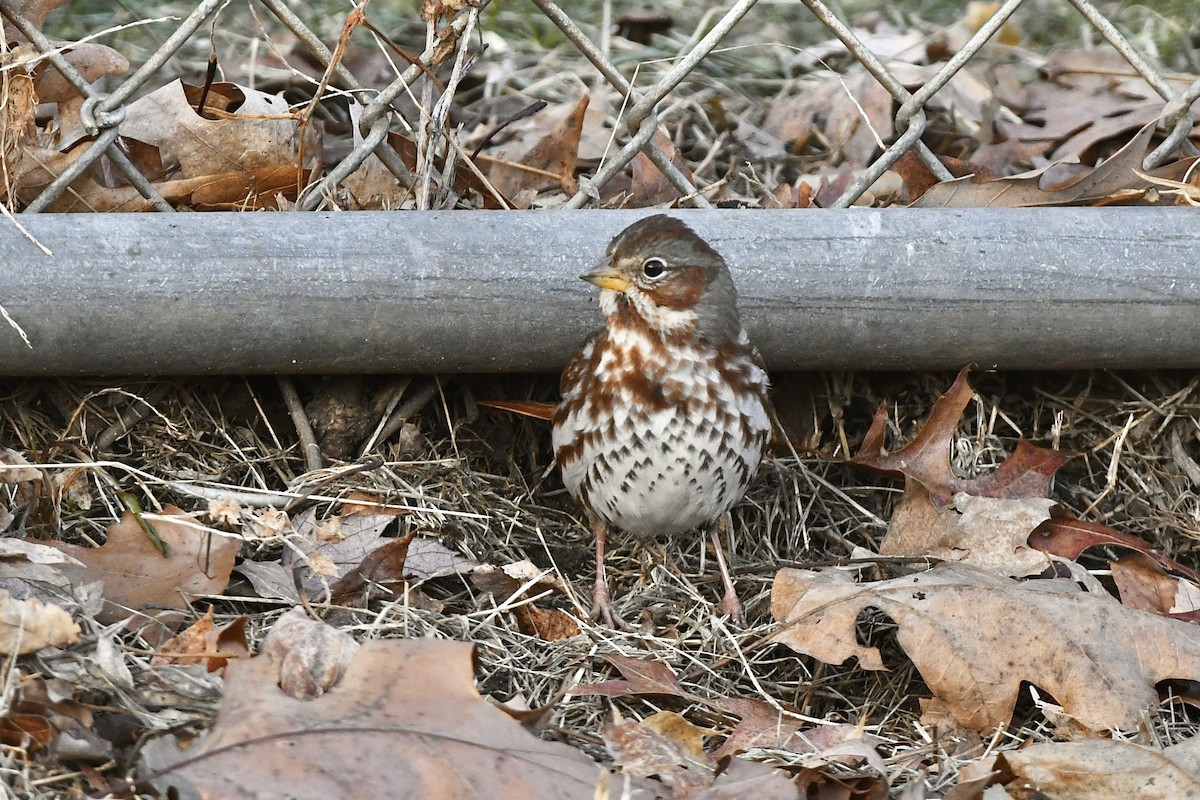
[584,406,761,536]
[553,332,770,537]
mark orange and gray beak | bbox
[581,263,631,292]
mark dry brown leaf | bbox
[158,638,601,799]
[286,508,477,601]
[390,129,507,209]
[713,697,805,759]
[1110,552,1200,621]
[632,129,692,207]
[66,78,320,210]
[472,560,577,638]
[880,482,1056,576]
[150,607,250,673]
[512,603,581,640]
[0,448,42,483]
[260,607,360,700]
[852,368,1069,507]
[892,150,985,203]
[0,56,38,203]
[1019,51,1199,163]
[763,69,893,167]
[0,673,102,758]
[339,101,406,209]
[973,738,1200,799]
[327,533,414,607]
[570,654,687,699]
[603,713,802,799]
[603,715,712,796]
[642,711,711,760]
[912,119,1162,207]
[121,80,317,178]
[793,769,889,800]
[0,589,79,654]
[1030,512,1200,584]
[285,506,396,594]
[49,505,239,622]
[714,697,887,771]
[481,93,589,202]
[771,563,1200,732]
[477,398,558,421]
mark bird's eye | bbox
[642,258,666,279]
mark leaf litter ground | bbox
[4,370,1200,798]
[5,0,1200,797]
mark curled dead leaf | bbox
[260,607,360,700]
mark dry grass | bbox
[3,369,1199,796]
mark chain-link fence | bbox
[2,0,1197,214]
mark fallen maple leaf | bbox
[157,639,601,799]
[771,563,1200,732]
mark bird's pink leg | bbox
[710,512,746,625]
[590,518,629,629]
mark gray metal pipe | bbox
[0,209,1196,376]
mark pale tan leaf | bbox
[912,119,1159,207]
[987,739,1200,799]
[771,563,1200,732]
[0,448,42,483]
[0,589,80,654]
[151,607,250,673]
[119,79,318,180]
[881,483,1056,576]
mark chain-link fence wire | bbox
[2,0,1198,214]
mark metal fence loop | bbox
[79,96,126,135]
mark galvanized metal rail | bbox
[2,209,1196,375]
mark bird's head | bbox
[582,215,740,341]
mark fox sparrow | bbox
[552,215,771,626]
